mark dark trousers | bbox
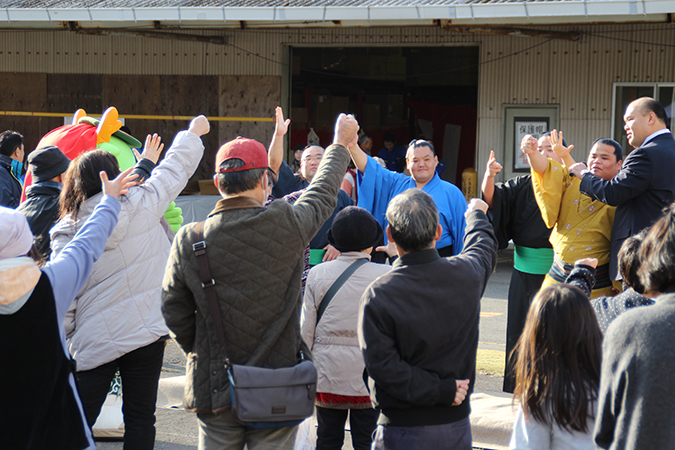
[76,338,166,450]
[503,269,546,393]
[316,406,378,450]
[371,417,471,450]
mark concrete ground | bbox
[95,248,514,450]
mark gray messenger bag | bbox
[192,222,317,429]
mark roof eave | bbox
[0,1,673,25]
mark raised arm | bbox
[134,115,208,216]
[549,130,576,167]
[291,114,356,243]
[268,106,290,175]
[346,139,369,174]
[459,199,499,286]
[577,149,652,206]
[522,134,548,175]
[481,150,503,208]
[565,258,598,299]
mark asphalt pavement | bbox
[94,247,513,449]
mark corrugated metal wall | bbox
[1,23,674,180]
[477,23,675,182]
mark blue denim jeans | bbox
[76,338,166,450]
[371,417,472,450]
[197,409,298,450]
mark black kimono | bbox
[488,174,552,393]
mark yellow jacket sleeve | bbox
[531,158,571,229]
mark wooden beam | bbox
[441,22,581,41]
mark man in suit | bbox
[570,97,675,281]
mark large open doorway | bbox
[288,45,479,185]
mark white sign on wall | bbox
[514,119,548,169]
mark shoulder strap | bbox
[316,258,368,326]
[192,221,231,367]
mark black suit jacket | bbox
[580,132,675,280]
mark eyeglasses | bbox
[302,155,323,163]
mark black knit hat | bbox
[28,146,70,183]
[327,206,383,253]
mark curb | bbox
[156,377,516,449]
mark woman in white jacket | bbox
[50,116,209,450]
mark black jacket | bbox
[358,210,498,426]
[17,182,62,258]
[0,154,22,208]
[580,132,675,280]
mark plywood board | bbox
[215,75,280,176]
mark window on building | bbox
[614,84,675,153]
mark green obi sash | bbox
[513,245,553,275]
[309,249,327,266]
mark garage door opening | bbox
[288,45,479,185]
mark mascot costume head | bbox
[22,106,183,231]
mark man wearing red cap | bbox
[162,114,359,450]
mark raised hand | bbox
[550,129,574,159]
[100,167,138,199]
[274,106,290,138]
[132,133,164,164]
[485,151,503,177]
[520,134,538,155]
[188,115,210,137]
[466,198,489,215]
[334,114,359,148]
[569,162,588,179]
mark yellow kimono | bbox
[532,159,617,298]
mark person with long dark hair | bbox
[50,117,209,450]
[510,283,602,449]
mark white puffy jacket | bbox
[50,130,204,371]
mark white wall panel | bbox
[0,23,674,182]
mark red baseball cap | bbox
[215,137,268,173]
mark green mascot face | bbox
[97,136,138,172]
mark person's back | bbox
[162,114,358,450]
[50,128,204,373]
[359,191,497,449]
[595,294,675,449]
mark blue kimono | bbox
[358,155,467,255]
